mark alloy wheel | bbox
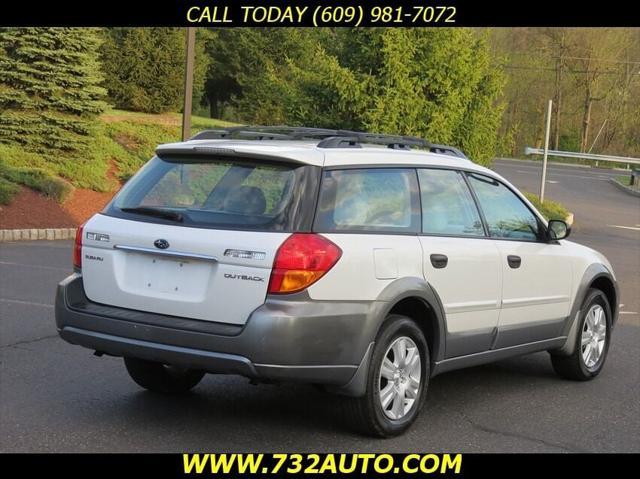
[581,304,607,369]
[378,336,422,420]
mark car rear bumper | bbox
[55,274,379,389]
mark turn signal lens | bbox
[268,233,342,294]
[73,223,85,270]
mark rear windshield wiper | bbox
[120,206,184,222]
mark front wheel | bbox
[550,288,612,381]
[124,357,205,393]
[344,315,429,437]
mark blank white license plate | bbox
[141,256,193,294]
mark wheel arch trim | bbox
[374,276,448,364]
[553,263,618,357]
[333,277,447,397]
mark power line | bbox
[505,51,640,65]
[561,56,640,65]
[497,64,624,75]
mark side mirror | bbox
[548,219,570,240]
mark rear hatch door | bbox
[80,153,319,325]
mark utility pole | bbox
[181,27,196,141]
[539,99,553,203]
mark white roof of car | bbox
[156,139,494,175]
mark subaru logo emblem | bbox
[154,239,170,250]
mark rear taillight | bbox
[268,233,342,294]
[73,223,85,270]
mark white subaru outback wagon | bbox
[56,127,618,437]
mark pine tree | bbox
[0,28,107,155]
[101,28,208,114]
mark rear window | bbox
[105,156,318,231]
[314,168,421,233]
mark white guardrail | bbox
[525,147,640,167]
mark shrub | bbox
[0,176,20,205]
[0,160,74,202]
[523,192,569,221]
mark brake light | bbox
[73,223,85,270]
[268,233,342,294]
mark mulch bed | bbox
[0,186,115,229]
[63,188,115,225]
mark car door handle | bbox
[507,255,522,269]
[430,254,448,269]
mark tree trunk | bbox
[581,97,592,153]
[510,101,518,156]
[553,58,563,150]
[208,91,219,119]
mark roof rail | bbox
[316,137,362,149]
[429,144,469,159]
[189,126,469,159]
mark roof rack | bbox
[189,126,469,160]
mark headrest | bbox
[223,186,267,215]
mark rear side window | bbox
[417,169,485,237]
[105,156,318,231]
[466,173,541,241]
[314,168,420,233]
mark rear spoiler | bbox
[155,144,311,165]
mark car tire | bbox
[344,314,429,437]
[124,357,205,393]
[550,288,612,381]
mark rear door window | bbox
[314,168,420,233]
[417,169,485,237]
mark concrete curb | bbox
[609,178,640,198]
[0,227,77,242]
[565,212,574,227]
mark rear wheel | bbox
[124,357,205,393]
[344,315,429,437]
[550,288,612,381]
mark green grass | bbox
[523,192,569,221]
[0,110,240,203]
[98,110,239,182]
[614,175,640,191]
[102,108,239,129]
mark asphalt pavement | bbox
[1,159,638,452]
[493,159,640,323]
